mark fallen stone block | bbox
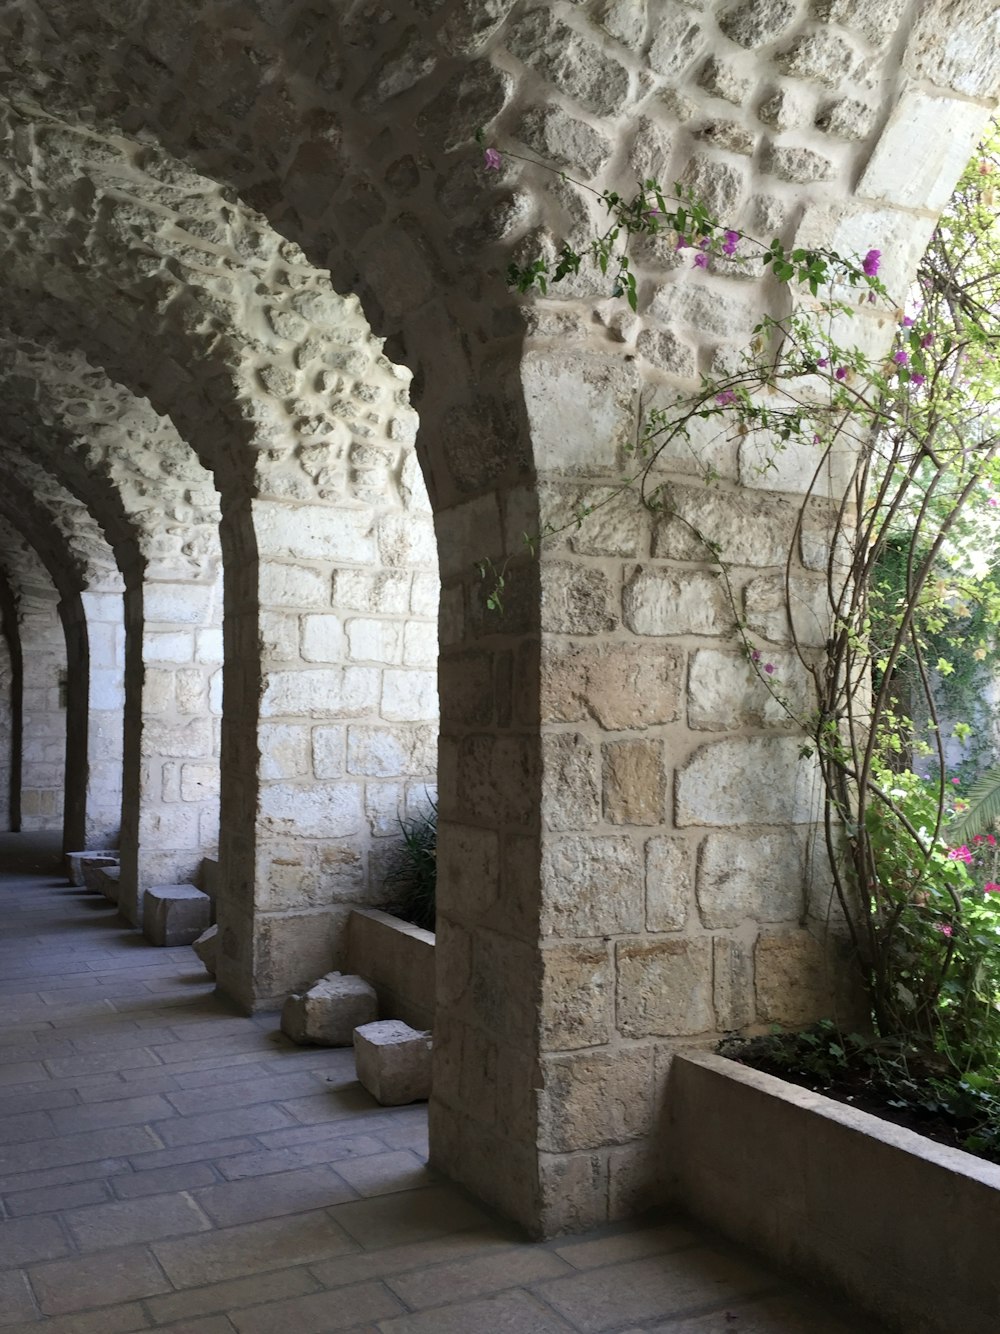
[65,850,117,887]
[354,1019,432,1106]
[192,924,218,977]
[81,856,119,893]
[142,884,211,947]
[281,972,377,1047]
[94,866,120,905]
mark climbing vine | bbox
[481,126,1000,1078]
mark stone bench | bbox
[80,856,119,893]
[94,866,120,905]
[66,850,118,887]
[354,1019,432,1106]
[142,884,211,947]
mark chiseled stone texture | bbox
[697,831,805,928]
[616,938,715,1037]
[353,1019,433,1105]
[0,0,993,1246]
[281,971,378,1047]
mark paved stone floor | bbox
[0,833,887,1333]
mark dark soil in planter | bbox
[718,1025,1000,1167]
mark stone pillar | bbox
[17,586,66,833]
[80,588,125,849]
[117,575,222,925]
[216,476,438,1011]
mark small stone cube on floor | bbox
[354,1019,432,1105]
[281,972,377,1046]
[143,884,211,946]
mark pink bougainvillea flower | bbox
[952,777,961,785]
[989,498,999,507]
[722,229,739,256]
[715,389,737,406]
[483,147,502,170]
[911,373,926,387]
[989,835,998,846]
[974,835,985,843]
[948,846,973,863]
[934,922,955,937]
[985,882,1000,894]
[693,251,708,268]
[894,350,909,365]
[835,366,847,381]
[862,248,881,276]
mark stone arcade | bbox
[0,0,996,1244]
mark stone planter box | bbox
[346,908,434,1032]
[668,1051,1000,1334]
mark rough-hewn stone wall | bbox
[0,0,996,1236]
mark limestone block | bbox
[541,942,613,1050]
[743,573,830,648]
[697,831,805,928]
[540,564,616,635]
[94,866,120,905]
[616,938,714,1037]
[81,855,119,893]
[522,351,638,476]
[649,5,704,76]
[757,86,811,132]
[540,641,683,730]
[762,144,836,184]
[192,924,219,977]
[143,884,212,947]
[540,836,643,937]
[676,736,821,827]
[687,649,812,731]
[602,740,665,826]
[538,1047,654,1153]
[542,733,599,833]
[720,0,797,46]
[281,971,378,1046]
[66,850,116,887]
[857,91,990,213]
[622,567,730,637]
[697,55,752,105]
[775,31,857,86]
[353,1019,432,1105]
[645,836,692,932]
[514,105,612,178]
[505,9,630,116]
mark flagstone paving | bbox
[0,833,886,1333]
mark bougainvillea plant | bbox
[478,128,1000,1081]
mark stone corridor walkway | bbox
[0,835,885,1334]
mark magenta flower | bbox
[921,333,934,349]
[716,389,737,406]
[990,498,999,508]
[911,373,925,387]
[722,229,739,256]
[902,316,914,328]
[934,922,955,937]
[952,777,961,785]
[693,252,708,268]
[948,846,973,863]
[483,147,502,171]
[835,366,847,381]
[894,350,909,366]
[764,663,775,674]
[986,883,1000,894]
[990,835,998,846]
[751,648,761,662]
[675,235,689,250]
[862,249,881,277]
[817,357,829,368]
